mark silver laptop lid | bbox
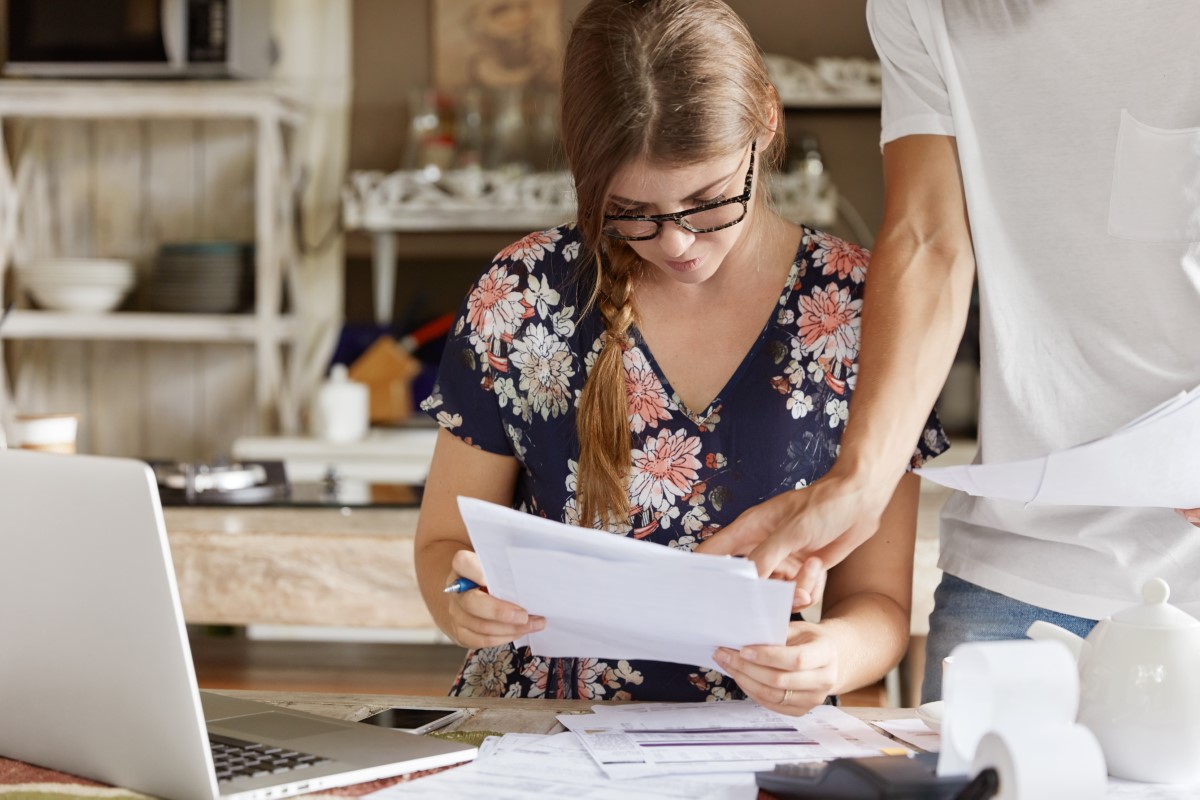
[0,450,219,800]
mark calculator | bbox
[755,753,972,799]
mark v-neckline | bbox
[628,247,805,428]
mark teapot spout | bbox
[1027,620,1087,662]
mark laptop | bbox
[0,449,475,800]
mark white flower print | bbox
[460,647,514,695]
[629,428,702,514]
[524,273,561,319]
[787,390,814,419]
[806,358,825,385]
[494,376,517,407]
[825,397,849,428]
[682,504,711,534]
[506,424,527,460]
[777,308,796,326]
[576,659,609,700]
[550,306,576,338]
[509,323,575,420]
[563,240,581,262]
[466,264,527,344]
[436,411,463,429]
[419,388,443,411]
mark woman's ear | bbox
[760,86,781,151]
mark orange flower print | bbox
[624,347,671,434]
[466,264,525,342]
[798,283,862,365]
[629,428,702,514]
[809,230,868,284]
[496,228,561,269]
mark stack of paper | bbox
[916,382,1200,507]
[457,497,794,672]
[556,701,910,780]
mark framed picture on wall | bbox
[432,0,563,91]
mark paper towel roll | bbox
[971,726,1106,800]
[939,640,1079,775]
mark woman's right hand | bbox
[445,549,545,649]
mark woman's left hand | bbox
[713,620,837,716]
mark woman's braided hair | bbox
[560,0,784,528]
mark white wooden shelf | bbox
[2,310,298,342]
[0,79,306,435]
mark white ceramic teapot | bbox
[1027,578,1200,783]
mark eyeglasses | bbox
[601,141,757,241]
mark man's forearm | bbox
[837,136,976,501]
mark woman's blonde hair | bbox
[561,0,784,529]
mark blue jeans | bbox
[921,573,1098,704]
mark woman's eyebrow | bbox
[609,166,740,207]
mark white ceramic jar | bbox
[311,364,369,443]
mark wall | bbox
[344,0,884,325]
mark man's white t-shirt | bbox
[868,0,1200,619]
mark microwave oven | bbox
[3,0,275,79]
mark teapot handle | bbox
[1026,620,1087,662]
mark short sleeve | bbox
[419,261,518,457]
[867,0,956,146]
[909,407,951,469]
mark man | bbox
[699,0,1200,701]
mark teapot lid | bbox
[1111,579,1200,629]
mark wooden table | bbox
[0,691,918,799]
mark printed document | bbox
[557,700,910,779]
[916,382,1200,508]
[457,497,793,672]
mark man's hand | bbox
[695,469,890,578]
[1176,508,1200,527]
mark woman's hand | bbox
[713,621,838,716]
[444,549,545,649]
[1176,508,1200,527]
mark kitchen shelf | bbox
[2,310,299,342]
[0,80,306,433]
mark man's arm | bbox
[697,134,976,575]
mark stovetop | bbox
[148,460,422,508]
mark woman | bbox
[415,0,947,715]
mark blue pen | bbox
[443,577,481,594]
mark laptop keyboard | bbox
[209,732,331,783]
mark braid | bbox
[577,246,639,529]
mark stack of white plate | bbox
[147,242,250,314]
[17,258,137,312]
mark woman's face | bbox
[604,143,759,287]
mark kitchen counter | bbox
[164,505,434,630]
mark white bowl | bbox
[27,284,130,312]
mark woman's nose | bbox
[656,220,696,257]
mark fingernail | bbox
[742,649,757,662]
[713,650,729,666]
[531,619,546,632]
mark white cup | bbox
[15,413,79,454]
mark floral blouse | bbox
[420,223,948,702]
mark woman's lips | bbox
[665,257,702,273]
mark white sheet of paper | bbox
[916,383,1200,508]
[457,497,793,671]
[364,731,751,799]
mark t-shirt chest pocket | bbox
[1108,109,1200,243]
